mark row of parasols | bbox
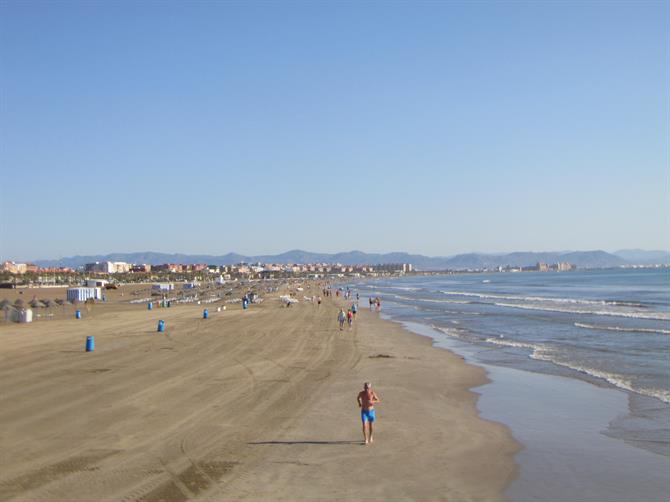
[1,298,69,310]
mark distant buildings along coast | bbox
[0,260,414,287]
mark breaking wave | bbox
[441,290,645,308]
[492,302,670,321]
[574,322,670,335]
[484,337,670,404]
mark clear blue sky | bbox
[1,1,668,261]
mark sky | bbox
[1,0,669,261]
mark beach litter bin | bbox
[242,299,249,310]
[75,310,81,319]
[85,336,95,352]
[203,309,209,319]
[167,301,171,307]
[148,302,153,310]
[157,320,165,332]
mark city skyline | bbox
[1,1,668,260]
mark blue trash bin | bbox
[75,310,81,319]
[203,309,209,319]
[157,320,165,332]
[148,302,153,310]
[85,336,94,352]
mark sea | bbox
[349,268,670,500]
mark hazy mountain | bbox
[614,249,670,265]
[29,249,648,270]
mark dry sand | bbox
[0,284,519,501]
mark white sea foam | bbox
[492,302,670,321]
[431,325,470,341]
[484,337,670,404]
[394,294,472,305]
[529,351,670,404]
[376,285,422,292]
[485,337,542,350]
[574,322,670,335]
[441,290,644,308]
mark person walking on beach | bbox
[357,382,380,445]
[338,308,346,331]
[369,297,373,310]
[347,309,354,329]
[351,302,358,318]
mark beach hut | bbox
[67,287,102,302]
[86,279,108,288]
[19,309,33,323]
[152,283,174,292]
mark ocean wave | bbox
[441,290,644,308]
[375,285,422,292]
[431,325,471,341]
[492,302,670,321]
[574,322,670,335]
[394,294,472,305]
[483,337,670,404]
[530,351,670,404]
[484,337,541,350]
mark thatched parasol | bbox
[54,298,65,306]
[42,299,55,308]
[0,299,11,309]
[14,298,25,308]
[29,299,47,309]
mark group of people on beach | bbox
[369,297,381,311]
[337,302,358,331]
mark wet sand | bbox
[0,285,518,501]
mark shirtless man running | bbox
[357,382,381,445]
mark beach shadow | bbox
[249,440,361,446]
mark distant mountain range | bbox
[29,249,670,271]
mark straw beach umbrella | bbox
[14,298,25,308]
[29,299,46,309]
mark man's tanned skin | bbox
[357,382,380,445]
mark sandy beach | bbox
[0,284,519,501]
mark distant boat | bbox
[482,279,491,283]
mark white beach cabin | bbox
[67,287,102,302]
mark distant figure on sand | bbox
[369,297,373,310]
[338,309,346,330]
[347,309,353,329]
[351,303,358,318]
[357,382,380,445]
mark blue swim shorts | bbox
[361,409,376,423]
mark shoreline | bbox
[397,319,670,502]
[0,284,519,500]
